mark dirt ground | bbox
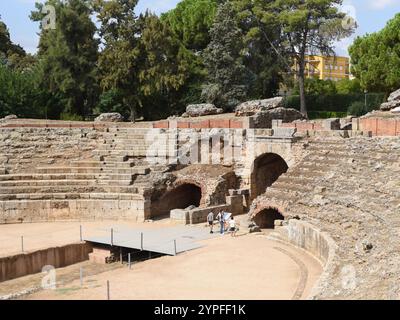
[24,234,321,300]
[0,220,172,258]
[0,220,322,300]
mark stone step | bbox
[0,179,97,187]
[94,150,177,157]
[107,128,153,134]
[71,160,136,169]
[97,173,136,180]
[0,185,100,194]
[96,179,134,186]
[36,167,108,174]
[0,192,143,201]
[276,175,316,185]
[94,155,128,162]
[71,161,105,168]
[260,189,299,202]
[102,161,136,168]
[0,174,98,181]
[272,181,314,193]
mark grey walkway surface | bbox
[84,225,219,256]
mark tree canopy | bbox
[263,0,354,117]
[31,0,99,118]
[349,13,400,94]
[202,1,251,110]
[161,0,219,52]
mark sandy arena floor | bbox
[0,220,322,300]
[0,220,172,258]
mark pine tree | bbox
[31,0,99,118]
[95,0,196,121]
[201,1,250,110]
[94,0,141,121]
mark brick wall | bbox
[153,119,244,129]
[357,118,400,136]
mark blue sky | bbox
[0,0,399,56]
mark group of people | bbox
[206,210,238,237]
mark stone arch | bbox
[253,207,285,229]
[250,153,289,200]
[150,181,204,218]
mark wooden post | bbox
[141,232,144,251]
[174,240,177,256]
[128,253,131,269]
[80,225,83,242]
[107,280,110,300]
[111,228,114,246]
[21,236,24,253]
[80,267,83,287]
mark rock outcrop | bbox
[235,97,283,116]
[251,107,306,128]
[182,104,223,118]
[380,88,400,112]
[95,113,124,122]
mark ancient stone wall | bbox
[0,242,92,282]
[0,127,105,174]
[250,136,400,299]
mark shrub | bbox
[283,93,385,113]
[347,101,369,117]
[60,113,84,121]
[308,111,348,119]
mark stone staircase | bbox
[0,128,176,203]
[0,128,177,222]
[251,136,400,299]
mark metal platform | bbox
[84,225,218,256]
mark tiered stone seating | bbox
[251,136,400,299]
[0,128,171,223]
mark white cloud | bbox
[369,0,397,10]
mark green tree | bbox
[31,0,99,118]
[349,13,400,94]
[0,16,33,70]
[292,78,337,95]
[137,12,198,120]
[266,0,354,117]
[202,1,250,110]
[94,0,197,120]
[0,63,60,119]
[161,0,219,52]
[335,78,362,94]
[231,0,285,99]
[94,0,141,120]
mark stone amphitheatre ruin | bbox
[0,99,400,300]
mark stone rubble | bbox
[235,97,284,116]
[95,113,124,122]
[380,88,400,111]
[182,104,223,118]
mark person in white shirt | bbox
[229,216,237,237]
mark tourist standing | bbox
[216,211,225,235]
[207,211,215,234]
[229,216,237,237]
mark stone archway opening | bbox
[152,183,202,217]
[251,153,288,199]
[254,208,284,229]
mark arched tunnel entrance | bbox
[254,208,284,229]
[151,183,202,217]
[250,153,288,200]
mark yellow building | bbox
[297,55,351,81]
